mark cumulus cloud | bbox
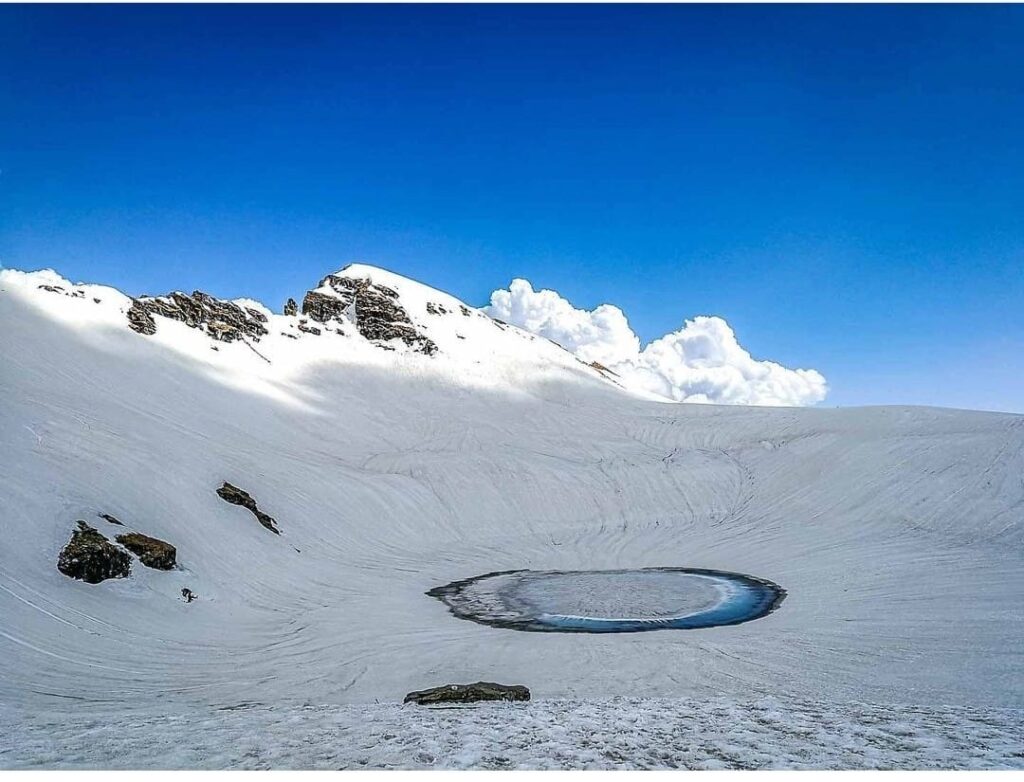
[486,279,639,367]
[485,279,827,407]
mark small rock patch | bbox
[216,482,280,534]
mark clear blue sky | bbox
[2,5,1022,412]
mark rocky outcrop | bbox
[115,532,177,570]
[216,482,280,534]
[126,300,157,335]
[99,513,124,526]
[300,289,348,323]
[57,522,131,584]
[284,298,298,316]
[127,291,269,343]
[403,682,530,705]
[302,274,437,356]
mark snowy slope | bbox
[5,697,1023,770]
[1,264,1022,759]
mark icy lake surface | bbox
[429,568,785,632]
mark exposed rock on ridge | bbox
[302,274,437,355]
[127,291,269,342]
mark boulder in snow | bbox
[216,482,280,534]
[404,682,530,705]
[115,532,177,570]
[57,521,132,584]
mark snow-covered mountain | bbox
[1,263,1022,767]
[3,263,647,406]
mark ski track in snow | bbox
[1,267,1023,768]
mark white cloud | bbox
[485,279,827,407]
[486,279,639,367]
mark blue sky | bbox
[2,5,1022,411]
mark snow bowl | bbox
[428,568,786,633]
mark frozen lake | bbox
[429,567,785,632]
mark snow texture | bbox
[2,698,1021,770]
[0,263,1022,769]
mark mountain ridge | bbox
[1,263,643,402]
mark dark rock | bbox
[460,305,472,317]
[99,513,124,526]
[284,298,298,316]
[181,587,197,603]
[126,291,268,343]
[115,532,177,570]
[589,361,619,377]
[127,300,157,335]
[245,307,268,324]
[404,682,530,705]
[216,482,280,534]
[426,302,449,316]
[57,521,131,584]
[297,323,321,335]
[300,289,349,323]
[38,285,86,300]
[301,274,438,356]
